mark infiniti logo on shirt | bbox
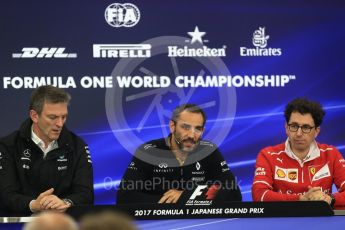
[154,163,173,173]
[158,163,168,168]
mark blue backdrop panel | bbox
[0,0,344,204]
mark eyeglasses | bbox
[287,124,315,134]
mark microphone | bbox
[174,135,181,145]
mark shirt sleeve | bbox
[331,147,345,207]
[252,149,299,202]
[63,139,94,205]
[203,148,242,202]
[116,155,162,204]
[0,143,33,215]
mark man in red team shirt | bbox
[252,98,345,207]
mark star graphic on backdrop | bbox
[187,26,206,44]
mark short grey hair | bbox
[171,104,207,127]
[29,85,71,114]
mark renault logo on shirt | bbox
[192,162,205,175]
[196,162,201,170]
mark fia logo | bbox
[12,47,77,58]
[105,3,140,28]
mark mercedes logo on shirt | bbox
[23,149,31,158]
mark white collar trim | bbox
[284,138,320,165]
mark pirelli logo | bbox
[93,44,151,58]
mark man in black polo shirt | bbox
[117,104,241,204]
[0,85,94,216]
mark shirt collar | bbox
[31,126,44,146]
[284,138,320,164]
[31,125,58,156]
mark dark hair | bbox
[171,104,207,127]
[284,98,325,127]
[29,85,71,114]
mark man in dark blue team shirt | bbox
[117,104,241,204]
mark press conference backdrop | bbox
[0,0,344,204]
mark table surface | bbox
[1,203,345,230]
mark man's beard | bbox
[173,131,199,153]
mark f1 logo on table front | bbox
[186,185,220,206]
